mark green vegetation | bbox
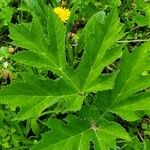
[0,0,150,149]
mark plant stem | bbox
[117,39,149,43]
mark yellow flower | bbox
[54,7,70,23]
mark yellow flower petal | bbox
[54,7,70,22]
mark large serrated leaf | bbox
[31,115,130,150]
[0,6,124,120]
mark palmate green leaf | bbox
[0,73,83,120]
[97,41,150,121]
[0,6,124,120]
[31,115,130,150]
[11,8,123,93]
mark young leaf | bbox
[31,115,130,150]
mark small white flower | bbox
[3,61,9,68]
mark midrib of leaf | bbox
[52,28,80,92]
[48,13,61,68]
[110,50,146,108]
[20,94,78,114]
[44,129,91,149]
[94,130,102,148]
[78,132,84,150]
[99,47,148,118]
[11,24,58,70]
[82,40,109,92]
[48,128,92,150]
[97,75,136,121]
[4,94,77,97]
[19,23,45,53]
[47,11,80,92]
[41,52,60,68]
[3,94,79,119]
[60,69,80,92]
[107,72,139,116]
[82,12,117,92]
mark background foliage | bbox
[0,0,150,149]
